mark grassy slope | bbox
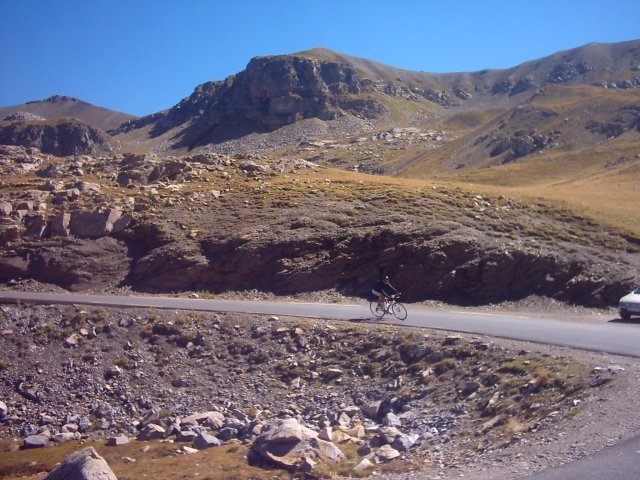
[396,85,640,237]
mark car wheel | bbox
[620,310,631,320]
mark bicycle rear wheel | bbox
[370,301,385,318]
[392,302,407,320]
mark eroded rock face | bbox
[44,447,117,480]
[0,237,130,291]
[69,209,132,238]
[126,222,635,307]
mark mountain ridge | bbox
[0,95,138,131]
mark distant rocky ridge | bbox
[1,41,638,168]
[107,40,640,170]
[0,95,137,131]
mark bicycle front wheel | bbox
[370,301,385,318]
[392,303,407,320]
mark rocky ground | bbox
[0,298,638,479]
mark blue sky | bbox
[1,0,639,116]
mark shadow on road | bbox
[608,316,640,324]
[348,317,385,324]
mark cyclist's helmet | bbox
[383,275,389,283]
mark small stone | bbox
[354,458,374,471]
[382,412,401,427]
[392,433,419,452]
[51,432,80,443]
[180,446,199,455]
[443,335,462,346]
[106,436,130,446]
[318,426,333,441]
[137,423,165,440]
[176,430,198,442]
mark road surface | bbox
[0,291,638,358]
[524,435,640,480]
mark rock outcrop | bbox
[0,237,130,291]
[0,118,113,157]
[126,221,636,308]
[122,54,385,148]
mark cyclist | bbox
[371,274,399,308]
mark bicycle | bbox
[369,294,407,321]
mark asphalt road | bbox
[524,435,640,480]
[0,291,639,358]
[1,290,639,479]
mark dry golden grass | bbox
[0,439,290,480]
[439,143,640,236]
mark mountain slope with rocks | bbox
[0,41,640,480]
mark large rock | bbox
[137,423,165,440]
[48,212,71,237]
[181,411,225,430]
[192,432,222,450]
[0,219,21,244]
[44,447,117,480]
[69,208,132,238]
[23,434,48,448]
[250,418,344,471]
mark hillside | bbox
[0,41,638,306]
[1,302,637,480]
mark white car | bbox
[619,287,640,319]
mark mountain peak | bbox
[27,95,84,105]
